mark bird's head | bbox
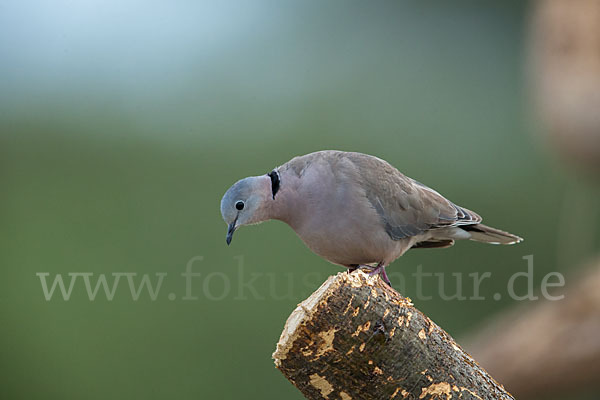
[220,174,277,245]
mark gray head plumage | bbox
[220,175,271,245]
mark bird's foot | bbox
[348,263,392,287]
[367,263,392,287]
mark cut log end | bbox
[273,270,513,400]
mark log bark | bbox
[273,270,513,400]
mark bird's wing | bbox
[346,152,482,240]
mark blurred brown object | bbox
[464,258,600,398]
[530,0,600,178]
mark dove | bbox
[220,150,522,286]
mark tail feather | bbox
[462,224,523,245]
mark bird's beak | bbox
[226,221,237,245]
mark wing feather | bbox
[346,153,481,240]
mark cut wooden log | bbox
[273,270,513,400]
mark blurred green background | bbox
[1,1,592,399]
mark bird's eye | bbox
[235,201,245,210]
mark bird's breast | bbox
[277,159,408,266]
[287,197,399,266]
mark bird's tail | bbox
[462,224,523,245]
